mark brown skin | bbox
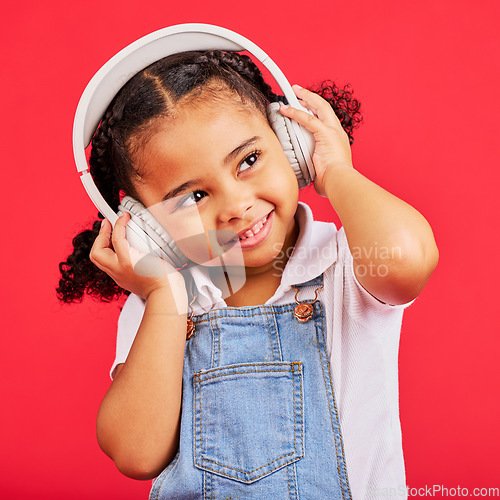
[133,99,300,276]
[90,86,438,479]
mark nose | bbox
[216,180,255,223]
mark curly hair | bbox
[56,50,363,303]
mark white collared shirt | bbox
[111,201,413,499]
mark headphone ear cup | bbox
[267,102,312,188]
[118,196,188,269]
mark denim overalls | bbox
[150,274,352,499]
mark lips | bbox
[220,210,274,248]
[237,212,271,240]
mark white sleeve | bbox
[109,293,146,380]
[337,227,415,328]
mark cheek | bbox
[148,203,203,237]
[148,204,217,263]
[264,155,299,201]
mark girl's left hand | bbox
[279,85,353,196]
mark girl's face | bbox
[131,95,299,277]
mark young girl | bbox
[58,43,438,499]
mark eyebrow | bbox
[223,136,260,165]
[162,136,261,202]
[162,179,202,202]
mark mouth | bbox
[223,210,274,250]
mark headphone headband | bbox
[73,23,315,225]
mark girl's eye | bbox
[173,151,261,211]
[177,190,207,209]
[239,151,261,173]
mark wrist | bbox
[323,162,356,200]
[146,285,189,317]
[144,273,188,313]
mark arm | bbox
[323,164,438,305]
[90,213,188,480]
[280,86,439,305]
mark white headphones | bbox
[73,23,316,268]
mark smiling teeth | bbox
[239,214,269,240]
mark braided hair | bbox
[56,50,362,303]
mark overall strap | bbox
[291,272,324,290]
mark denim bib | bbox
[150,273,352,499]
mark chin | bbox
[245,242,285,267]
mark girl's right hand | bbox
[90,212,186,303]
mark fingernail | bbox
[293,84,303,89]
[280,103,289,110]
[100,219,105,228]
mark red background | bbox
[1,0,499,498]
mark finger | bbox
[111,212,133,265]
[96,218,112,248]
[279,103,328,136]
[291,85,341,128]
[89,219,118,270]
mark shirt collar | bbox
[187,202,338,314]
